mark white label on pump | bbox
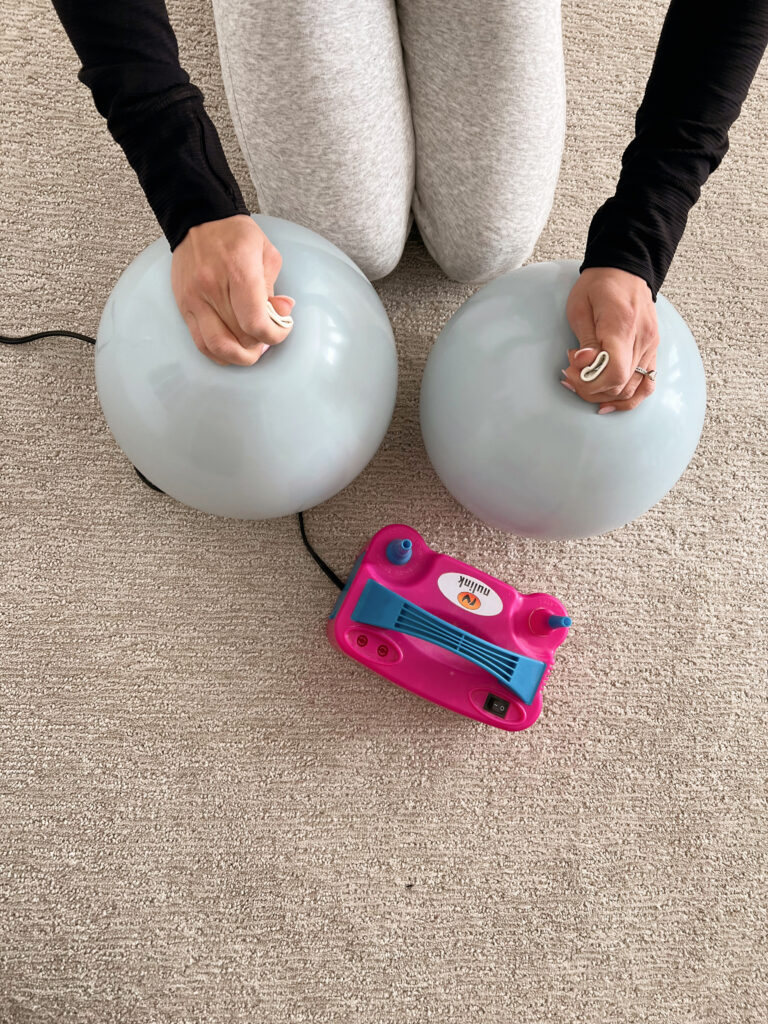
[437,572,503,617]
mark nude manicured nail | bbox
[560,380,577,393]
[598,405,616,414]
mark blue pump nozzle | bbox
[386,538,413,565]
[548,614,572,630]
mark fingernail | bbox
[598,405,616,414]
[257,342,270,358]
[560,379,577,393]
[575,347,596,360]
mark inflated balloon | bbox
[420,259,706,539]
[95,214,397,519]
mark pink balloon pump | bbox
[327,525,571,731]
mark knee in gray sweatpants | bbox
[423,196,556,285]
[212,0,415,282]
[261,191,410,282]
[398,0,566,284]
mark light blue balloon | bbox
[420,259,706,539]
[95,214,398,519]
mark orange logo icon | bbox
[458,591,482,610]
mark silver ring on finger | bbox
[634,366,657,381]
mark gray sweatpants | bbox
[211,0,566,282]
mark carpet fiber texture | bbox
[1,2,766,1022]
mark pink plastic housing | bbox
[326,524,571,731]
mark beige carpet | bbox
[2,2,767,1021]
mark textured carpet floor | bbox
[1,2,767,1022]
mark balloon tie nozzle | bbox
[386,538,413,565]
[548,614,572,630]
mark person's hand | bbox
[171,214,295,366]
[562,266,659,413]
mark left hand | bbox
[563,267,659,413]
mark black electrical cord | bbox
[297,510,345,591]
[132,472,344,590]
[1,329,96,345]
[1,328,346,591]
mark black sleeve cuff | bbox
[577,183,697,303]
[109,83,250,250]
[578,193,665,303]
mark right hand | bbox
[563,266,658,413]
[171,214,295,366]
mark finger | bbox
[606,329,659,403]
[563,353,645,405]
[579,302,636,398]
[183,309,228,367]
[567,346,599,370]
[565,306,599,374]
[238,238,294,347]
[562,352,615,400]
[566,296,599,356]
[613,337,654,402]
[562,341,645,405]
[588,345,645,405]
[204,275,287,355]
[261,239,283,298]
[270,294,296,319]
[191,303,264,367]
[228,270,294,351]
[598,352,657,413]
[200,234,293,352]
[563,337,638,404]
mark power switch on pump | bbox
[483,693,510,719]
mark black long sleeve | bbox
[51,0,249,251]
[51,1,768,278]
[580,0,768,301]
